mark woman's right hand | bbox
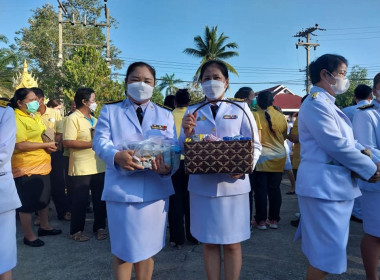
[44,142,58,154]
[114,150,145,171]
[182,112,197,138]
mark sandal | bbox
[95,228,108,241]
[70,231,89,242]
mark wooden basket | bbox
[184,100,254,174]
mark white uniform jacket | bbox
[353,104,380,192]
[93,99,176,203]
[342,100,371,122]
[179,99,262,197]
[296,86,377,201]
[0,106,21,213]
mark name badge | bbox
[196,116,206,121]
[48,118,56,122]
[151,124,167,130]
[223,115,237,119]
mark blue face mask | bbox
[25,100,40,114]
[251,98,257,107]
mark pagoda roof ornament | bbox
[13,60,38,90]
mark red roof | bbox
[273,94,302,109]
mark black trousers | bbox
[69,172,106,235]
[168,161,196,244]
[50,150,68,218]
[62,155,72,212]
[252,171,283,223]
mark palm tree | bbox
[157,73,182,96]
[0,34,20,97]
[183,25,239,76]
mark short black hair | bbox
[235,87,253,99]
[354,84,372,100]
[374,73,380,89]
[175,88,191,107]
[257,91,274,109]
[309,54,348,85]
[126,62,156,83]
[199,60,228,81]
[10,88,34,109]
[30,87,45,99]
[163,95,175,110]
[74,87,94,109]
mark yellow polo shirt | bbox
[12,109,51,178]
[255,106,287,172]
[38,106,63,134]
[290,118,300,169]
[63,110,105,176]
[252,111,262,130]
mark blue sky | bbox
[1,0,380,97]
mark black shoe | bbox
[290,218,300,227]
[350,215,363,223]
[38,228,62,237]
[23,237,45,247]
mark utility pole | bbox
[57,0,111,69]
[293,24,325,93]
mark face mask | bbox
[25,100,39,114]
[251,98,257,107]
[89,102,97,112]
[127,82,154,102]
[326,72,350,95]
[201,80,226,100]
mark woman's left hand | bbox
[229,173,244,179]
[151,154,171,175]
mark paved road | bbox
[13,177,372,280]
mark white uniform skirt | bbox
[361,190,380,237]
[106,198,169,263]
[190,192,250,244]
[296,196,353,274]
[0,210,17,274]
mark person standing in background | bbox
[168,89,197,248]
[10,88,62,247]
[32,87,69,221]
[0,98,22,280]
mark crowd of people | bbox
[1,54,380,280]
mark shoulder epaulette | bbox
[310,92,319,99]
[227,97,245,103]
[0,99,10,108]
[104,99,123,105]
[155,103,173,111]
[358,104,374,110]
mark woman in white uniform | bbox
[0,99,21,280]
[93,62,176,280]
[181,60,262,280]
[353,72,380,280]
[295,54,380,280]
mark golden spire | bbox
[13,60,38,90]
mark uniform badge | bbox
[197,116,206,121]
[223,115,237,119]
[311,92,319,99]
[151,124,167,130]
[212,128,216,132]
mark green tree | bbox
[151,87,164,104]
[0,35,23,97]
[186,77,204,102]
[183,25,239,77]
[15,2,122,98]
[335,65,372,108]
[62,46,123,116]
[157,73,182,96]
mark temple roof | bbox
[13,60,38,90]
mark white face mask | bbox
[327,72,350,95]
[89,102,97,112]
[127,82,154,102]
[201,80,226,100]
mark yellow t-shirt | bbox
[290,118,300,169]
[63,110,105,176]
[252,111,262,130]
[255,106,287,172]
[11,109,51,178]
[38,106,63,134]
